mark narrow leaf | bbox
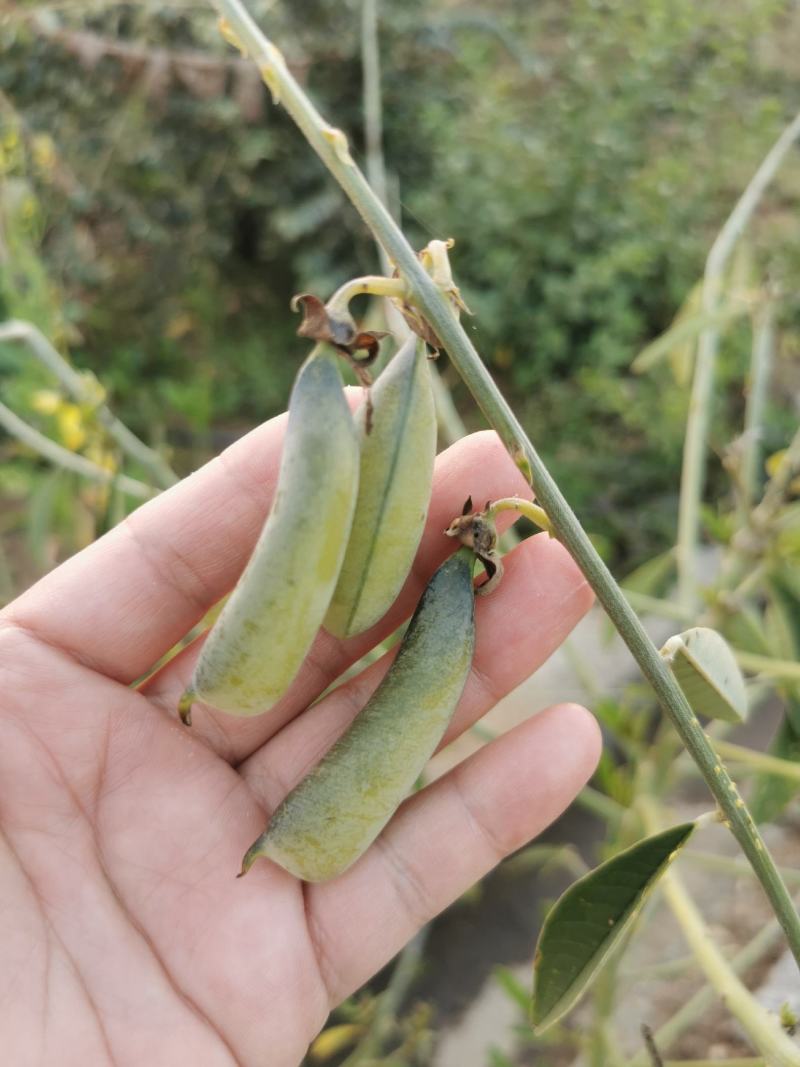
[661,626,748,723]
[750,692,800,824]
[531,823,695,1032]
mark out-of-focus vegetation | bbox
[2,3,800,1065]
[2,0,800,592]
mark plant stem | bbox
[622,590,694,623]
[685,850,800,887]
[629,903,797,1065]
[0,318,178,488]
[676,112,800,609]
[339,926,428,1066]
[664,1060,765,1067]
[713,739,800,783]
[736,650,800,684]
[638,801,800,1067]
[210,0,800,969]
[327,274,408,309]
[740,301,775,517]
[487,496,552,533]
[360,0,387,207]
[659,875,799,1065]
[0,399,155,500]
[359,0,468,448]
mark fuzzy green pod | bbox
[241,548,476,882]
[325,335,436,639]
[180,346,359,721]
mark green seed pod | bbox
[180,346,359,722]
[241,548,476,882]
[325,335,436,639]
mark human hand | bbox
[0,417,599,1066]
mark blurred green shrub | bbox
[1,0,799,566]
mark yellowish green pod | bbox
[180,346,359,722]
[325,335,436,639]
[240,549,476,882]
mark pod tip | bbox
[178,690,195,727]
[238,840,262,878]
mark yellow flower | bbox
[56,403,87,451]
[31,389,62,415]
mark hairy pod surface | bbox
[182,346,359,718]
[241,548,476,882]
[325,335,436,639]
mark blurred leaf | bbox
[750,691,800,824]
[495,966,530,1013]
[765,578,800,662]
[620,547,676,598]
[531,823,695,1033]
[488,1048,516,1067]
[720,604,770,658]
[661,626,748,723]
[631,300,745,375]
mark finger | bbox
[1,407,294,682]
[140,431,533,761]
[303,703,601,1005]
[239,533,592,793]
[3,419,526,690]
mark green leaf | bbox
[661,626,748,723]
[495,966,531,1013]
[531,823,695,1033]
[750,692,800,824]
[621,548,676,598]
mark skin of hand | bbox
[0,414,600,1067]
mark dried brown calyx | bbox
[445,496,504,596]
[292,293,387,431]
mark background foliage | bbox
[2,0,799,581]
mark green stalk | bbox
[0,319,178,489]
[0,398,155,500]
[735,650,800,684]
[339,927,428,1067]
[713,739,800,783]
[629,902,797,1064]
[740,301,775,517]
[209,0,800,968]
[658,876,799,1065]
[664,1060,764,1067]
[359,0,468,448]
[676,112,800,609]
[636,800,800,1067]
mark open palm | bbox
[0,417,599,1067]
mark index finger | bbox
[2,416,530,689]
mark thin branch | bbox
[735,650,800,685]
[210,0,800,967]
[628,906,796,1064]
[359,0,468,448]
[0,400,156,500]
[740,300,776,517]
[712,739,800,783]
[0,319,178,488]
[339,927,428,1066]
[676,112,800,608]
[638,802,800,1067]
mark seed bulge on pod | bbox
[179,345,360,722]
[240,548,476,882]
[325,335,436,639]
